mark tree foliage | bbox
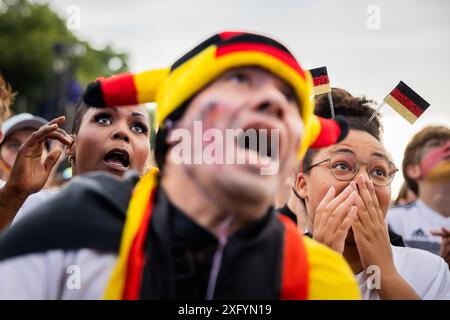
[0,0,128,116]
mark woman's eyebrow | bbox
[329,147,355,155]
[371,151,386,157]
[131,112,146,119]
[371,151,390,161]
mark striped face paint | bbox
[420,140,450,178]
[384,81,430,124]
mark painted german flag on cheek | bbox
[384,81,430,124]
[309,66,331,95]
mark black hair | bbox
[154,101,190,172]
[71,100,90,135]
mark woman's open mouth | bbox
[103,148,130,172]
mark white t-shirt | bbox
[356,245,450,300]
[0,249,116,299]
[387,200,450,255]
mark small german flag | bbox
[309,66,331,96]
[384,81,430,124]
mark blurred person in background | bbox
[393,181,417,206]
[387,126,450,266]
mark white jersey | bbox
[356,245,450,300]
[387,200,450,255]
[0,249,116,299]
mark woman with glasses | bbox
[296,88,450,299]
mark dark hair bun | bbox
[314,88,383,142]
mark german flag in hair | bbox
[384,81,430,124]
[309,66,331,96]
[84,31,348,159]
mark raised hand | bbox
[431,227,450,268]
[5,116,73,197]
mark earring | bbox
[68,155,74,165]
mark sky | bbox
[38,0,450,197]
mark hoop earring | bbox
[68,155,74,165]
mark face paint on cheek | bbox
[199,102,221,129]
[420,143,450,178]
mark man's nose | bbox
[251,84,289,120]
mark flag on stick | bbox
[383,81,430,124]
[309,66,331,96]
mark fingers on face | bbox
[314,187,336,228]
[315,184,357,236]
[366,178,385,225]
[316,187,335,214]
[355,175,386,225]
[353,192,371,228]
[356,175,375,213]
[324,184,353,212]
[330,189,357,227]
[339,205,357,233]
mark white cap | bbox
[1,113,48,144]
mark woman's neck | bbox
[343,244,364,275]
[418,181,450,217]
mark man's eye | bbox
[95,114,112,125]
[230,72,250,84]
[283,90,297,103]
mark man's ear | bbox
[295,172,308,200]
[406,164,422,180]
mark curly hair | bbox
[0,75,15,125]
[303,88,383,172]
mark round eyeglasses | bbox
[305,152,398,186]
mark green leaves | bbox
[0,0,128,115]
